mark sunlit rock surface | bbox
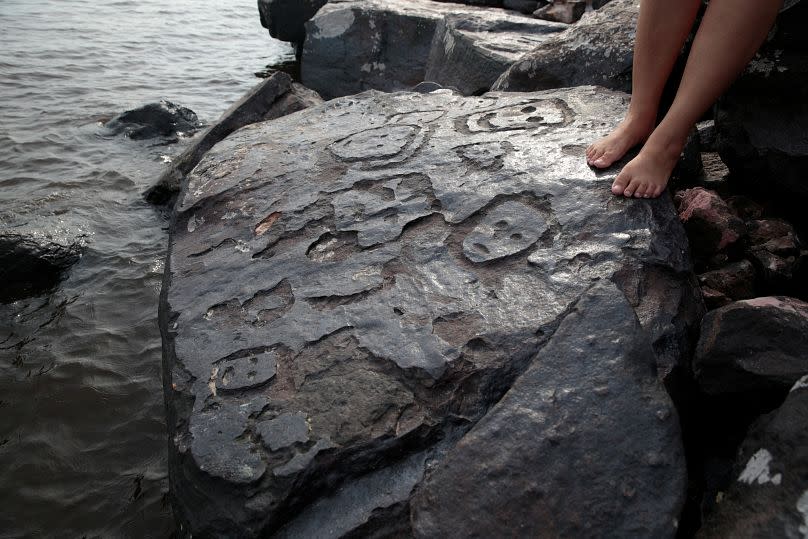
[160,87,700,537]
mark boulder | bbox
[694,296,808,396]
[714,1,808,201]
[697,120,716,152]
[534,0,587,24]
[697,259,756,306]
[0,230,84,303]
[257,0,328,44]
[675,187,746,264]
[698,376,808,538]
[746,218,801,292]
[104,100,200,140]
[160,87,702,537]
[410,282,686,538]
[425,13,566,95]
[301,0,563,99]
[144,73,322,205]
[492,0,637,93]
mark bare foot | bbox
[586,116,655,169]
[610,140,682,198]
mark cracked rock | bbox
[160,86,701,537]
[301,0,564,99]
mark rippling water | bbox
[0,1,293,536]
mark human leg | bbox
[614,0,784,198]
[586,0,702,168]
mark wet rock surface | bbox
[160,87,701,536]
[410,282,686,539]
[694,297,808,396]
[104,100,200,140]
[145,73,322,205]
[492,0,637,92]
[699,376,808,538]
[0,229,84,303]
[301,0,562,99]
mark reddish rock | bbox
[699,285,732,310]
[534,0,586,23]
[676,187,746,261]
[697,259,756,305]
[694,296,808,396]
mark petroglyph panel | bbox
[162,87,699,537]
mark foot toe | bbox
[623,177,642,198]
[611,172,629,195]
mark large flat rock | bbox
[160,86,700,537]
[301,0,564,99]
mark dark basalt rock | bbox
[410,281,686,538]
[697,259,756,306]
[534,0,587,24]
[160,87,701,537]
[258,0,329,44]
[714,1,808,202]
[144,73,322,205]
[492,0,637,92]
[698,376,808,538]
[694,296,808,396]
[0,232,83,303]
[301,0,563,99]
[105,100,200,140]
[425,13,566,96]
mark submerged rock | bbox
[699,376,808,538]
[105,100,200,140]
[144,73,322,205]
[0,231,83,303]
[301,0,563,99]
[493,0,637,92]
[160,87,701,537]
[694,296,808,396]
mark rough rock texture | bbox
[410,282,686,538]
[675,187,746,264]
[0,231,84,303]
[104,100,200,140]
[258,0,328,44]
[301,0,563,99]
[145,73,322,205]
[425,14,565,96]
[534,0,587,24]
[694,297,808,396]
[699,376,808,538]
[697,259,756,307]
[492,0,637,92]
[160,87,702,537]
[715,2,808,200]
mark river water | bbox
[0,1,292,536]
